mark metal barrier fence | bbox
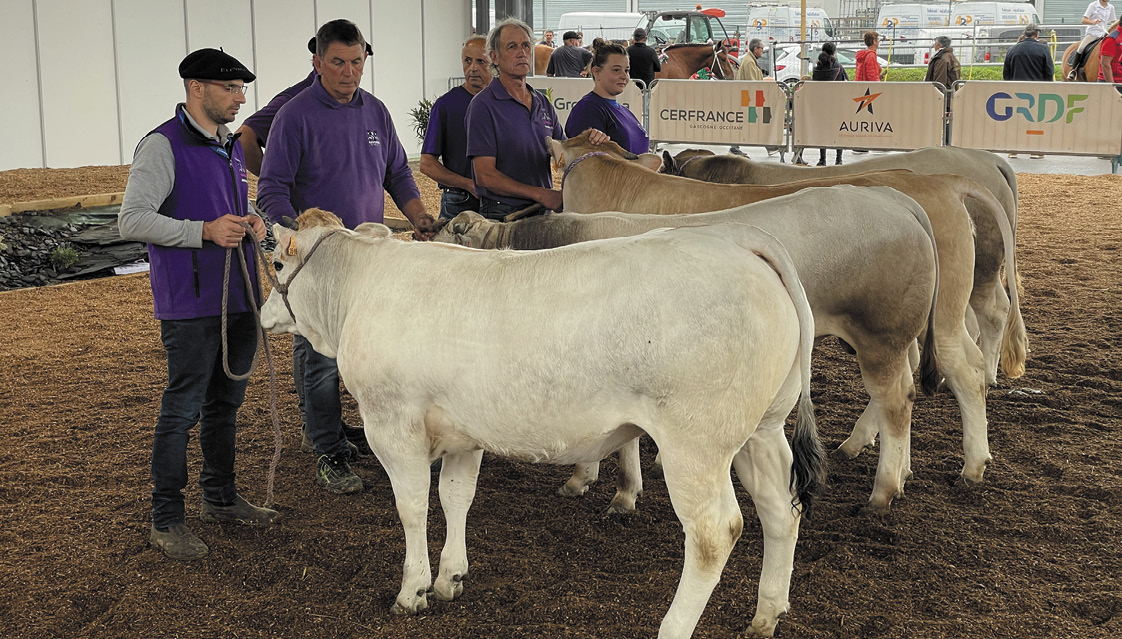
[527,76,1122,170]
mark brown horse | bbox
[1062,40,1103,81]
[654,42,737,80]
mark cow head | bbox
[661,148,716,174]
[547,131,663,172]
[432,211,494,248]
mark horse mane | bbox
[664,43,714,52]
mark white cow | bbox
[260,210,823,639]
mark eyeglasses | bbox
[197,80,248,95]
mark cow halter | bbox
[561,151,609,189]
[271,228,344,322]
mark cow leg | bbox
[732,424,800,638]
[937,323,992,484]
[434,448,484,602]
[858,350,916,512]
[970,276,1010,387]
[558,462,600,497]
[373,429,435,615]
[606,437,643,515]
[657,448,742,639]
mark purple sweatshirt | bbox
[241,70,316,146]
[256,78,420,228]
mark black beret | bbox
[178,48,255,83]
[563,31,580,41]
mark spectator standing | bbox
[626,28,661,88]
[118,48,279,560]
[736,38,765,81]
[257,19,437,495]
[420,36,491,220]
[808,42,847,166]
[1069,0,1117,79]
[540,30,555,47]
[565,39,649,154]
[855,31,884,81]
[547,30,593,77]
[924,36,960,87]
[1004,24,1056,81]
[1097,19,1122,82]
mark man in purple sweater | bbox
[119,48,279,560]
[257,19,436,496]
[420,35,491,220]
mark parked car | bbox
[759,43,889,83]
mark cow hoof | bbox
[391,591,429,615]
[434,573,464,601]
[605,499,636,516]
[747,615,779,637]
[956,473,985,488]
[831,443,871,461]
[556,483,589,498]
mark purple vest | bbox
[146,106,259,320]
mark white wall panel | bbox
[37,0,120,167]
[113,0,187,161]
[252,0,317,114]
[0,0,43,171]
[184,0,259,128]
[423,0,473,104]
[370,0,425,153]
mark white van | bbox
[747,4,835,44]
[555,12,645,43]
[876,3,951,64]
[951,1,1041,61]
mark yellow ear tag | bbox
[286,237,298,256]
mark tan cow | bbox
[664,147,1022,387]
[546,132,1024,493]
[436,185,940,512]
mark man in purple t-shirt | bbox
[235,38,318,176]
[420,36,491,220]
[257,19,437,497]
[466,18,608,219]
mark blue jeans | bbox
[479,198,522,220]
[151,313,257,529]
[292,335,349,458]
[439,188,481,220]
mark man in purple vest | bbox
[258,19,437,496]
[119,48,278,561]
[420,35,491,220]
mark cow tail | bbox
[749,228,826,520]
[902,195,942,396]
[968,184,1028,379]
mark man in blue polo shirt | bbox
[420,35,491,220]
[119,48,279,560]
[466,18,607,219]
[257,19,437,496]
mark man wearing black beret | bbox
[119,48,279,560]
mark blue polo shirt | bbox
[465,79,564,207]
[564,92,649,155]
[421,85,475,187]
[257,78,420,228]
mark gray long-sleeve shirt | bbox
[118,106,252,248]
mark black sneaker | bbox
[302,427,361,460]
[316,453,364,495]
[150,523,209,560]
[200,495,280,526]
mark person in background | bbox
[1069,0,1116,79]
[1005,24,1055,158]
[565,39,649,154]
[236,38,374,176]
[1097,18,1122,83]
[466,18,607,219]
[547,30,593,77]
[118,48,278,560]
[736,38,765,81]
[257,19,437,496]
[626,27,661,88]
[540,29,555,47]
[420,36,491,220]
[855,31,885,81]
[924,35,960,88]
[807,42,847,166]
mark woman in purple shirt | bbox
[564,39,650,155]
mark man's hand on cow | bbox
[587,129,611,145]
[539,188,564,212]
[203,214,256,248]
[412,214,438,242]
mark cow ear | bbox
[661,150,678,173]
[451,210,485,235]
[635,153,663,171]
[548,137,566,168]
[354,223,393,238]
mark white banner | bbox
[528,78,644,128]
[648,80,787,145]
[950,81,1122,156]
[792,81,946,150]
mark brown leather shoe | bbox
[200,495,280,526]
[150,523,209,560]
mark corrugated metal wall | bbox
[1042,0,1091,25]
